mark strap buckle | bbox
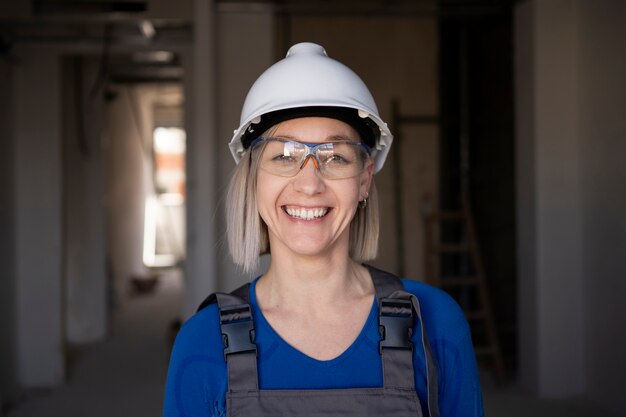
[219,304,257,359]
[378,298,414,353]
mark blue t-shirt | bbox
[163,277,484,417]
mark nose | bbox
[293,155,325,195]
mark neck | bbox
[257,251,372,312]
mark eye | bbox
[271,153,298,162]
[327,153,351,164]
[262,140,301,164]
[319,144,358,166]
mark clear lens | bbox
[254,138,370,179]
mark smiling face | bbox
[255,117,374,260]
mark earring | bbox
[358,192,369,209]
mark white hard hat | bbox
[229,42,393,173]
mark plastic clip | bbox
[219,304,257,359]
[378,298,414,353]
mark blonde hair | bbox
[226,145,379,274]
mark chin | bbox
[283,235,346,259]
[286,241,330,257]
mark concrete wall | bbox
[6,43,120,393]
[516,0,585,397]
[533,0,585,396]
[14,47,65,387]
[104,82,186,291]
[62,56,108,344]
[6,44,181,389]
[514,0,539,392]
[0,0,277,391]
[2,4,276,390]
[103,84,157,300]
[0,50,18,406]
[577,2,626,414]
[181,0,218,317]
[0,0,192,20]
[516,1,626,412]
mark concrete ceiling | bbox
[0,0,513,83]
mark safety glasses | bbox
[251,137,372,180]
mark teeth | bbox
[286,207,328,220]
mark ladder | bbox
[423,193,505,381]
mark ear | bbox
[359,159,374,200]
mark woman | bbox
[164,42,483,417]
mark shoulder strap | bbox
[366,264,440,417]
[197,283,259,392]
[196,282,251,312]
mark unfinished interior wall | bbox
[5,43,192,391]
[62,56,108,344]
[103,82,184,279]
[181,0,218,316]
[516,0,584,396]
[578,1,626,414]
[103,83,157,301]
[514,1,539,391]
[14,46,65,387]
[151,89,186,266]
[516,0,585,396]
[516,1,626,412]
[285,16,439,279]
[2,0,221,391]
[0,51,18,404]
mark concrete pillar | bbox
[62,56,108,344]
[14,46,64,387]
[0,47,18,404]
[577,2,626,415]
[103,84,152,301]
[515,0,584,397]
[183,0,219,317]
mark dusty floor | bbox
[5,270,618,417]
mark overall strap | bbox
[367,264,440,417]
[198,283,258,392]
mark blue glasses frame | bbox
[250,137,371,155]
[250,137,372,178]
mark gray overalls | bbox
[198,265,440,417]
